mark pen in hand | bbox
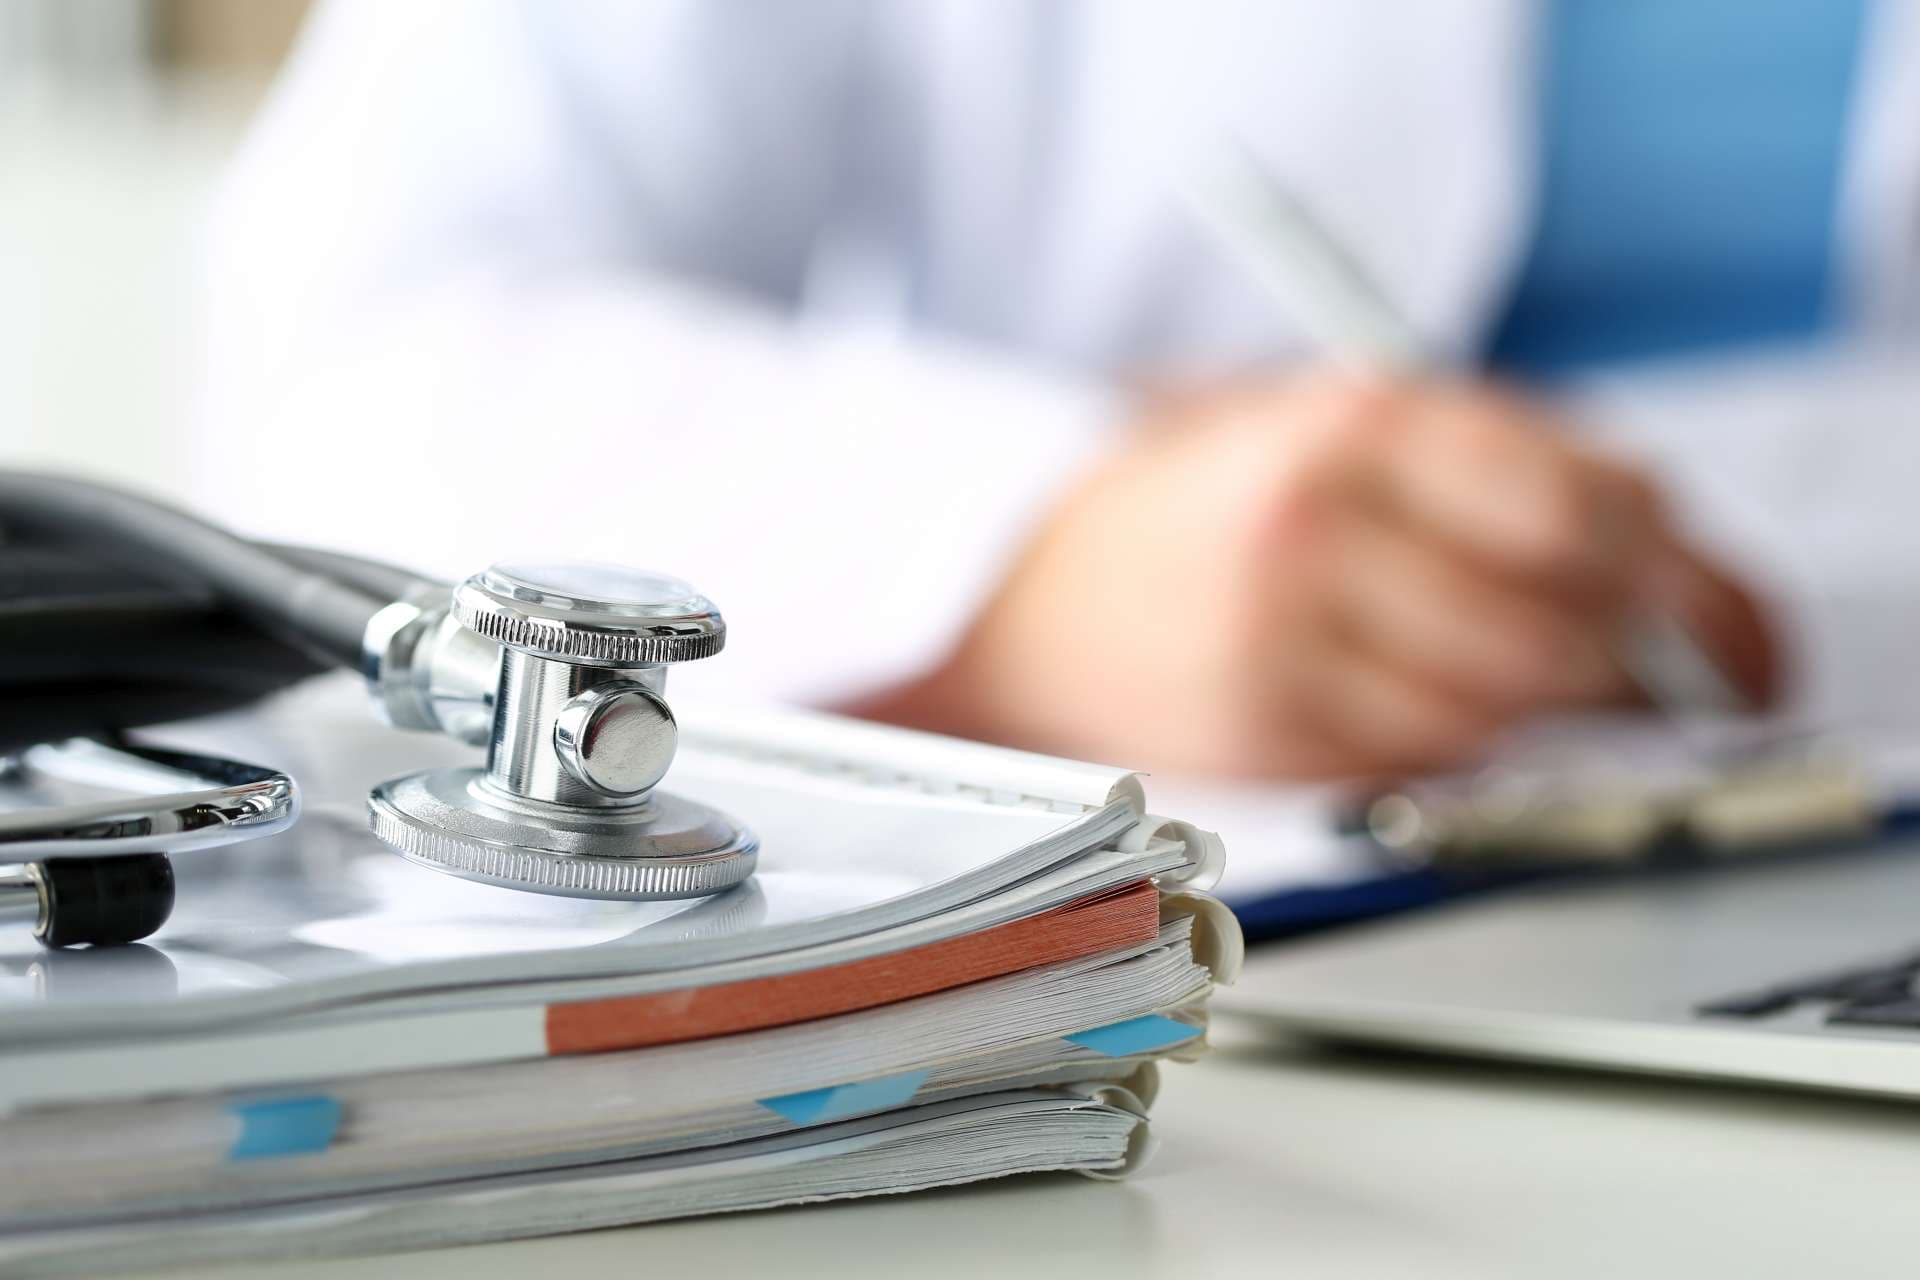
[1181,142,1752,721]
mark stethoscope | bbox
[0,472,756,947]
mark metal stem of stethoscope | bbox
[0,870,38,930]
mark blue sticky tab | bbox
[1064,1014,1201,1057]
[227,1096,343,1161]
[759,1069,931,1126]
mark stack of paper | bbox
[0,683,1239,1274]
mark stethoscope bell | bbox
[367,562,758,901]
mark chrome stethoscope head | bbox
[359,561,758,902]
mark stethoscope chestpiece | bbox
[367,562,758,901]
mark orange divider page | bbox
[545,879,1162,1055]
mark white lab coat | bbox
[196,0,1920,710]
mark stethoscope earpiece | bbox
[1,853,176,948]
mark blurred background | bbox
[0,0,306,491]
[7,0,1920,776]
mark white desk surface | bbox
[142,1013,1920,1280]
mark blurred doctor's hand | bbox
[864,373,1781,779]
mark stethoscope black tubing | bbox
[0,471,390,670]
[0,472,439,750]
[262,542,438,607]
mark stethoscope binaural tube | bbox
[0,741,299,948]
[0,475,444,754]
[0,470,429,672]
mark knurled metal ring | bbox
[369,766,758,901]
[452,579,725,667]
